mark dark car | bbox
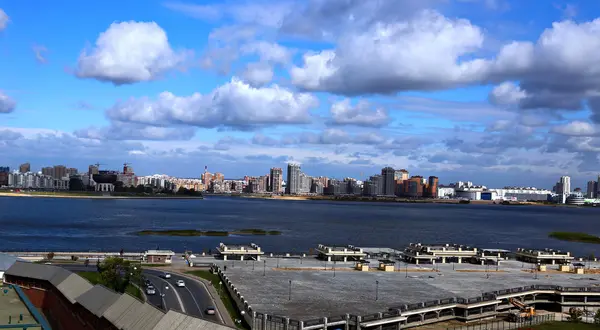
[205,307,216,315]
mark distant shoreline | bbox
[0,192,204,200]
[208,193,550,206]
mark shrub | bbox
[47,252,54,260]
[567,307,583,322]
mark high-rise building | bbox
[394,169,409,181]
[381,167,396,196]
[405,176,424,197]
[0,166,8,187]
[286,163,301,195]
[52,165,67,179]
[269,168,283,193]
[19,163,30,173]
[88,165,99,175]
[213,173,224,183]
[554,176,571,203]
[258,175,269,192]
[427,176,439,198]
[201,171,212,187]
[299,173,311,194]
[587,181,597,198]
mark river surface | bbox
[0,196,598,256]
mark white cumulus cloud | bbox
[0,9,9,31]
[0,91,16,113]
[74,21,190,85]
[106,78,318,129]
[242,62,274,87]
[291,10,487,95]
[329,99,389,127]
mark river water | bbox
[0,196,598,256]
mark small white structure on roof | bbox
[316,244,367,262]
[402,243,478,264]
[515,248,573,265]
[217,243,264,261]
[473,248,511,265]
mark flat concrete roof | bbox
[211,256,600,320]
[0,285,41,329]
[516,248,570,255]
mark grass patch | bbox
[135,229,281,236]
[186,270,249,329]
[549,231,600,244]
[527,322,599,329]
[77,271,143,300]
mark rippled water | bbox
[0,196,598,256]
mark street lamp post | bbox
[159,286,169,309]
[405,264,408,278]
[375,280,379,301]
[263,260,266,276]
[333,261,336,278]
[288,280,292,301]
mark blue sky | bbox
[1,0,600,189]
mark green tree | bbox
[47,252,54,260]
[69,177,85,191]
[135,184,145,193]
[594,309,600,324]
[97,257,142,294]
[567,307,583,323]
[114,181,125,192]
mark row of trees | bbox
[68,178,203,196]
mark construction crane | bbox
[508,297,535,322]
[93,163,105,169]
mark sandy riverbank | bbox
[0,192,204,200]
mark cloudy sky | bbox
[1,0,600,189]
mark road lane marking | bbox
[184,285,204,318]
[146,276,169,311]
[159,276,186,314]
[146,273,186,313]
[173,271,225,324]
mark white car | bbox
[176,280,185,287]
[146,287,156,295]
[163,273,172,279]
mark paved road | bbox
[58,265,218,322]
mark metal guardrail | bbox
[12,285,52,330]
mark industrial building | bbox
[315,244,367,262]
[402,243,478,264]
[216,243,264,261]
[515,248,574,265]
[488,188,552,201]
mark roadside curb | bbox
[170,269,237,328]
[131,282,148,302]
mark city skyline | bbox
[3,159,600,193]
[2,1,600,189]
